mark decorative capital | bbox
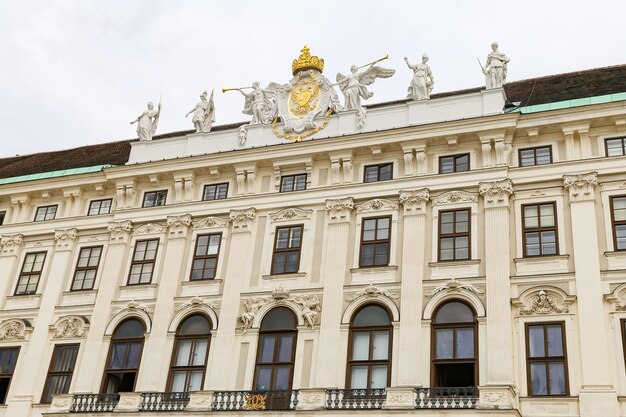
[325,198,354,224]
[108,220,133,244]
[479,179,513,208]
[54,228,79,250]
[399,188,430,215]
[0,234,24,256]
[167,214,192,239]
[355,198,398,213]
[229,208,256,232]
[563,171,598,202]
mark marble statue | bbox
[404,54,434,100]
[131,101,161,141]
[186,90,215,133]
[239,82,278,125]
[483,42,510,89]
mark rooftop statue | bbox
[131,100,161,142]
[405,54,434,100]
[482,42,510,89]
[185,89,215,133]
[224,83,280,125]
[336,56,395,128]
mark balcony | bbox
[139,392,190,411]
[326,389,386,409]
[70,393,119,412]
[212,390,299,411]
[415,387,479,409]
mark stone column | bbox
[396,189,429,386]
[563,172,618,417]
[135,215,192,391]
[72,220,133,392]
[0,235,24,308]
[207,208,256,390]
[315,199,354,388]
[477,179,516,409]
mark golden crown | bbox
[292,45,324,75]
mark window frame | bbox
[202,183,229,201]
[363,163,393,183]
[271,225,304,275]
[0,211,6,226]
[437,208,471,262]
[0,347,19,405]
[279,174,307,193]
[40,344,79,403]
[610,195,626,252]
[101,319,146,394]
[70,246,103,291]
[15,251,47,295]
[34,205,58,222]
[88,199,113,216]
[518,146,553,167]
[166,315,212,392]
[524,321,569,397]
[127,239,159,285]
[189,233,222,281]
[438,153,470,174]
[605,137,626,157]
[521,202,559,258]
[142,190,168,208]
[358,216,392,268]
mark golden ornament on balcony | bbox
[292,45,324,75]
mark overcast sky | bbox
[1,0,626,158]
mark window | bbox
[142,190,167,208]
[15,252,47,295]
[102,319,145,393]
[71,246,103,291]
[202,183,229,201]
[519,146,552,167]
[0,348,19,404]
[438,209,470,261]
[271,226,303,275]
[432,301,477,388]
[280,174,307,192]
[439,154,469,174]
[526,322,568,396]
[522,203,558,257]
[359,217,391,267]
[611,196,626,251]
[128,239,159,285]
[0,211,5,226]
[606,137,626,157]
[41,344,79,403]
[34,205,58,221]
[364,163,393,183]
[346,305,392,391]
[88,199,112,215]
[190,234,222,280]
[167,315,212,392]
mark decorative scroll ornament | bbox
[176,296,220,313]
[230,208,256,232]
[54,228,79,249]
[432,190,478,206]
[0,234,24,255]
[272,287,290,300]
[167,214,192,238]
[133,222,166,235]
[244,393,267,410]
[270,208,312,222]
[479,179,513,208]
[399,189,430,214]
[346,283,399,302]
[53,316,87,339]
[108,220,133,243]
[326,198,354,223]
[355,198,398,213]
[563,171,598,201]
[114,299,152,317]
[0,319,28,341]
[193,216,228,229]
[519,290,569,315]
[430,278,484,296]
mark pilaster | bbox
[0,234,24,309]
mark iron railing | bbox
[212,390,299,411]
[139,392,190,411]
[414,387,478,409]
[326,389,386,409]
[70,393,120,413]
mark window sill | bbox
[262,272,306,280]
[180,278,222,297]
[119,283,158,300]
[429,259,480,279]
[61,289,98,307]
[604,251,626,270]
[350,265,398,284]
[514,254,569,276]
[5,293,41,310]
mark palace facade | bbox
[1,64,626,417]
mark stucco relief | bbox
[0,319,29,341]
[0,234,24,255]
[167,214,192,238]
[175,296,219,313]
[325,198,354,223]
[563,171,598,201]
[399,188,430,214]
[518,289,570,315]
[53,316,88,339]
[133,222,166,235]
[346,283,399,302]
[270,208,312,222]
[355,198,398,213]
[108,220,133,243]
[54,228,79,249]
[430,278,484,296]
[432,190,477,206]
[479,179,513,208]
[193,216,228,229]
[230,208,256,231]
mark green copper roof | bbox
[0,165,113,185]
[515,92,626,114]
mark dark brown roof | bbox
[2,64,626,181]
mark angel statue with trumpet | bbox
[186,89,215,133]
[336,55,395,128]
[131,98,161,142]
[224,82,282,125]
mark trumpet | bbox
[221,86,254,93]
[357,54,389,69]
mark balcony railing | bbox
[326,389,386,409]
[140,392,190,411]
[70,393,120,413]
[212,390,299,411]
[414,387,478,409]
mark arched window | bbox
[167,314,212,392]
[346,305,392,391]
[431,301,477,388]
[102,318,145,393]
[253,308,297,391]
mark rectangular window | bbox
[519,146,552,167]
[439,154,469,174]
[271,225,303,274]
[606,137,626,157]
[71,246,103,291]
[88,199,112,215]
[202,183,229,201]
[611,196,626,251]
[364,163,393,183]
[359,217,391,267]
[15,252,47,295]
[128,239,159,285]
[0,347,19,404]
[190,234,222,280]
[523,203,558,257]
[142,190,167,208]
[438,209,470,261]
[0,211,5,226]
[34,205,58,221]
[526,322,568,396]
[41,344,79,403]
[280,174,307,192]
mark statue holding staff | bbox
[131,100,161,141]
[223,82,281,125]
[482,42,510,89]
[404,54,434,100]
[186,89,215,133]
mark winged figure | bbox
[239,82,285,125]
[336,64,395,111]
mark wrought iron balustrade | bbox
[414,387,478,409]
[212,390,299,411]
[325,389,386,409]
[70,393,120,412]
[140,392,190,411]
